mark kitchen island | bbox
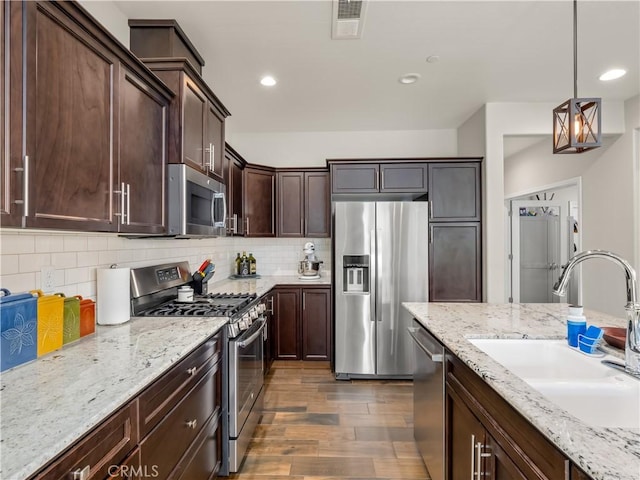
[404,302,639,480]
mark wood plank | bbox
[305,401,369,414]
[373,458,429,479]
[354,427,416,442]
[282,425,356,441]
[272,412,339,426]
[290,457,376,477]
[317,440,395,458]
[247,439,318,456]
[392,441,422,459]
[238,455,293,475]
[339,414,408,428]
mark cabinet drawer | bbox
[139,335,220,438]
[174,411,221,480]
[33,401,138,480]
[140,362,219,479]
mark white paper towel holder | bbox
[97,264,131,326]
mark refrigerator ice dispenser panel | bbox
[343,255,370,293]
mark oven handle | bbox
[237,319,265,348]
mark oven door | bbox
[229,317,265,438]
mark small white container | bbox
[177,286,194,303]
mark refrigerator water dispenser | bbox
[343,255,370,293]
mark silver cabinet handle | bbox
[246,216,250,235]
[186,419,197,429]
[186,366,197,376]
[380,169,385,190]
[303,291,306,310]
[205,143,214,170]
[126,183,131,225]
[13,155,30,217]
[71,465,90,480]
[267,296,274,314]
[233,214,238,234]
[115,182,126,224]
[475,441,482,477]
[375,170,379,190]
[470,435,476,480]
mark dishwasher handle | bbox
[408,327,444,363]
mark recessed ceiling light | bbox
[260,75,277,87]
[426,55,440,64]
[599,69,626,81]
[399,73,421,85]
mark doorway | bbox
[506,181,581,305]
[511,201,561,303]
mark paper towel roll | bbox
[97,266,131,325]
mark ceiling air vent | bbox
[332,0,368,39]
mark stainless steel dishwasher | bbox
[408,320,445,480]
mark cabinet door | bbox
[331,164,379,193]
[485,435,528,480]
[380,163,428,193]
[205,102,224,180]
[263,292,275,374]
[446,389,485,480]
[244,166,275,237]
[428,163,481,221]
[302,288,331,361]
[230,156,245,235]
[118,69,167,234]
[430,223,481,302]
[305,171,330,237]
[277,171,304,237]
[274,288,300,359]
[182,75,206,172]
[23,1,118,231]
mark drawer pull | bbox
[70,465,90,480]
[186,419,198,429]
[186,367,197,376]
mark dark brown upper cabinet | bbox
[276,169,330,238]
[330,162,428,194]
[244,165,275,237]
[224,144,246,236]
[2,1,172,233]
[140,59,230,182]
[129,19,205,75]
[428,162,481,221]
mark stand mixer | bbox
[298,242,323,279]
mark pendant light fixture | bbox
[553,0,601,154]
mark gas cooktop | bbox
[139,293,257,318]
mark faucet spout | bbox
[552,250,640,376]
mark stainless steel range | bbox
[130,261,266,475]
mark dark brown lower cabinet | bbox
[30,333,222,480]
[273,286,331,361]
[263,291,275,374]
[430,222,481,302]
[445,353,572,480]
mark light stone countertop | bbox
[403,302,639,480]
[0,275,330,480]
[0,316,228,480]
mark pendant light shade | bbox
[552,0,601,154]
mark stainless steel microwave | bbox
[167,164,226,237]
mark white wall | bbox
[226,129,458,167]
[0,229,330,300]
[78,0,130,47]
[457,106,487,299]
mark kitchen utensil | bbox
[601,327,626,350]
[197,259,211,274]
[31,289,64,356]
[177,286,195,303]
[298,242,323,277]
[0,289,38,371]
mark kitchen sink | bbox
[469,338,640,429]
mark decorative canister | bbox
[60,294,80,345]
[76,296,96,337]
[0,289,38,371]
[31,290,64,356]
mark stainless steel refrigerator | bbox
[334,201,429,378]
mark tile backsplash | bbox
[0,229,331,299]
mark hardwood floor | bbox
[229,361,430,480]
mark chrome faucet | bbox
[552,249,640,376]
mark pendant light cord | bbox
[573,0,578,98]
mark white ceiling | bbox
[113,1,640,136]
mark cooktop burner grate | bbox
[140,292,257,318]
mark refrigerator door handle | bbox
[370,229,376,321]
[376,227,382,322]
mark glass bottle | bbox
[235,253,241,275]
[240,251,249,276]
[248,253,256,275]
